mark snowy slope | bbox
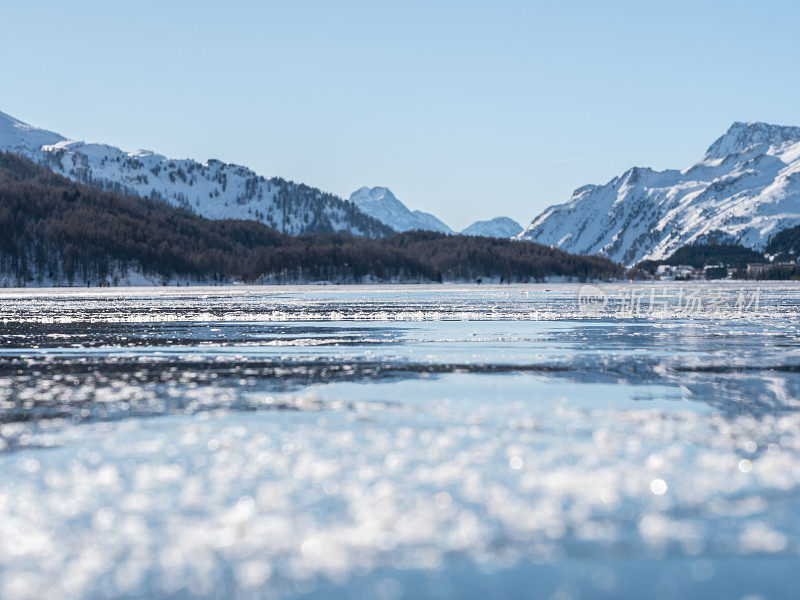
[0,110,391,237]
[349,187,454,233]
[0,110,66,153]
[519,122,800,265]
[461,217,523,238]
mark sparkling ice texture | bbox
[1,283,799,599]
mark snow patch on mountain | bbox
[349,187,453,233]
[519,121,800,265]
[0,111,391,237]
[461,217,522,238]
[0,110,65,152]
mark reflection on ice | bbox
[1,283,800,599]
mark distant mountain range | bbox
[5,109,800,262]
[0,110,521,240]
[519,122,800,265]
[349,186,522,238]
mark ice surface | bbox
[1,284,800,599]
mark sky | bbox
[2,1,799,230]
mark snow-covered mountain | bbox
[461,217,522,238]
[519,121,800,265]
[0,110,65,152]
[0,110,391,237]
[349,186,453,233]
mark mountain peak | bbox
[350,186,396,203]
[461,217,522,238]
[349,186,453,234]
[705,121,800,160]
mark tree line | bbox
[636,243,764,272]
[0,152,623,285]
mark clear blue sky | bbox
[2,1,799,229]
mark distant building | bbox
[655,265,673,276]
[655,264,695,279]
[747,263,770,276]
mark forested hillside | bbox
[637,243,765,272]
[0,153,624,285]
[766,224,800,260]
[0,110,394,238]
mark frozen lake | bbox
[1,283,799,599]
